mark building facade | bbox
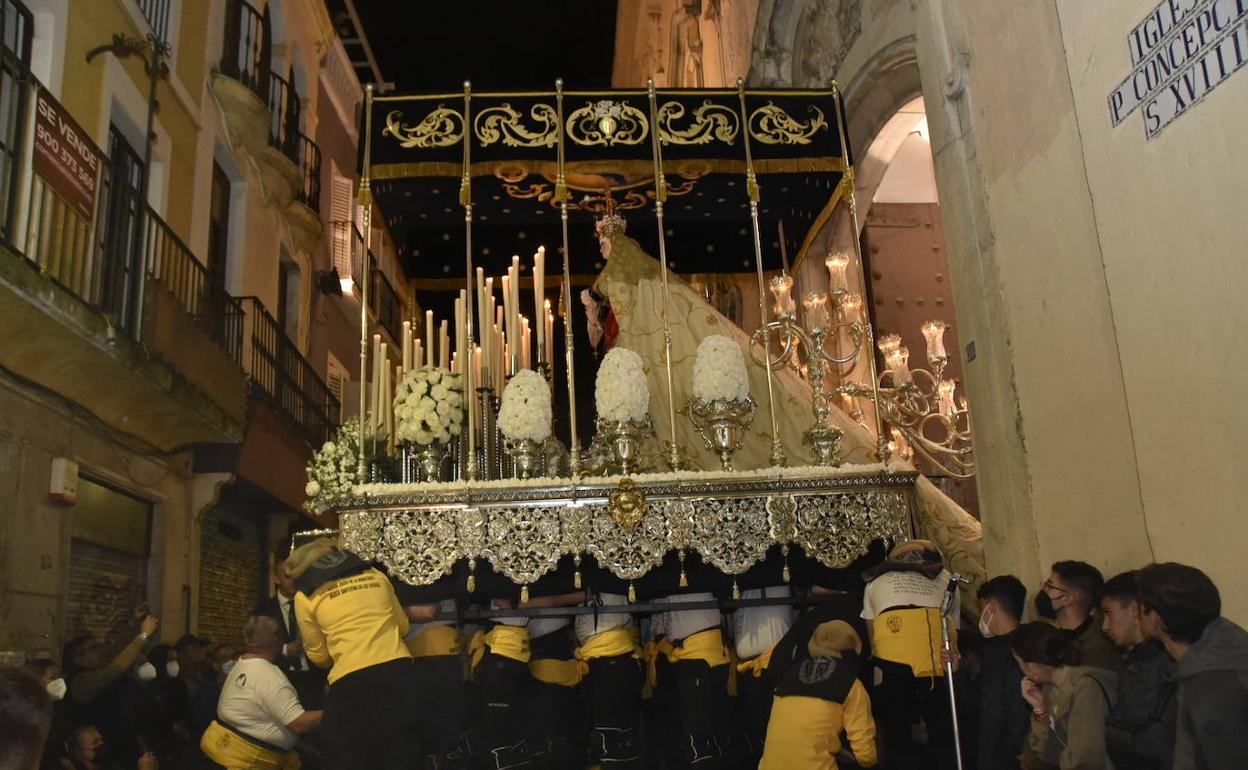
[0,0,411,658]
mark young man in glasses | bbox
[1035,561,1121,673]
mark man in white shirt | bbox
[253,559,327,709]
[201,615,322,769]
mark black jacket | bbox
[1172,617,1248,770]
[1105,639,1175,770]
[251,594,302,673]
[977,634,1031,770]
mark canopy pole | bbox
[555,79,581,477]
[736,79,786,467]
[831,83,889,465]
[646,79,683,471]
[357,84,375,483]
[461,81,479,480]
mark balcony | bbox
[0,70,246,449]
[213,0,269,156]
[256,70,323,250]
[286,132,322,251]
[329,220,403,345]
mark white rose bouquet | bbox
[394,366,464,446]
[595,347,650,422]
[692,335,750,402]
[498,368,553,442]
[304,417,369,514]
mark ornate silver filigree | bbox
[374,508,461,585]
[479,505,565,586]
[583,501,669,580]
[689,497,774,575]
[793,491,909,568]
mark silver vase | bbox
[506,437,543,479]
[686,397,756,471]
[803,424,844,467]
[596,416,653,475]
[414,442,447,482]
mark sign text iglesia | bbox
[1108,0,1248,139]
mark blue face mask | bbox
[221,659,236,676]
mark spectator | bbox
[63,725,158,770]
[1136,562,1248,770]
[287,538,420,770]
[975,575,1031,770]
[167,634,215,745]
[61,613,158,762]
[759,620,877,769]
[860,539,959,770]
[1035,561,1120,671]
[200,615,322,769]
[0,664,51,770]
[1012,622,1117,770]
[252,558,327,710]
[1099,571,1175,769]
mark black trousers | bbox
[322,658,421,770]
[473,653,540,769]
[528,679,586,770]
[671,661,749,770]
[734,669,774,761]
[873,658,957,770]
[582,655,644,768]
[412,655,476,769]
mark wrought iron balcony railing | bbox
[219,0,268,102]
[293,132,321,210]
[239,296,339,445]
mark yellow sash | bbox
[529,658,588,687]
[641,638,675,696]
[468,625,532,670]
[666,628,731,667]
[200,720,300,770]
[871,607,955,678]
[574,627,641,663]
[406,625,461,658]
[737,644,776,678]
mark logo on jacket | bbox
[798,656,839,684]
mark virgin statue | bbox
[588,213,986,590]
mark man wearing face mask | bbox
[973,575,1030,770]
[1035,562,1120,673]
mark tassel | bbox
[679,569,688,589]
[574,569,582,590]
[467,558,477,593]
[628,582,636,603]
[782,544,791,583]
[732,580,740,600]
[520,585,530,604]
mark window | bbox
[326,351,349,422]
[206,162,231,295]
[277,251,300,340]
[136,0,171,43]
[100,125,145,330]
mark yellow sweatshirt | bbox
[759,679,878,769]
[294,567,411,684]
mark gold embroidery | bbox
[748,103,827,145]
[657,100,739,145]
[382,107,464,148]
[474,103,558,148]
[566,100,649,146]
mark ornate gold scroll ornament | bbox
[748,102,827,145]
[474,103,559,148]
[383,107,465,148]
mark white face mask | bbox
[221,659,236,676]
[45,677,67,701]
[978,605,995,638]
[137,662,158,681]
[165,661,180,678]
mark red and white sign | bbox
[33,89,100,219]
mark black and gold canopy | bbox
[363,86,851,278]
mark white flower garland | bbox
[691,335,750,402]
[595,347,650,422]
[305,418,368,514]
[497,368,553,442]
[394,366,464,446]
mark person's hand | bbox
[940,647,960,673]
[1020,677,1045,711]
[139,615,159,637]
[137,751,159,770]
[284,640,303,657]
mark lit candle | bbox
[802,291,829,331]
[544,299,554,361]
[414,340,423,374]
[769,274,796,318]
[533,246,545,363]
[371,334,382,432]
[877,333,903,357]
[474,345,483,387]
[401,320,412,372]
[938,379,958,419]
[825,253,849,291]
[425,310,434,368]
[840,293,863,324]
[501,274,514,372]
[481,275,493,376]
[439,320,449,370]
[885,345,913,386]
[921,320,948,366]
[521,316,531,370]
[451,351,458,375]
[378,341,389,436]
[453,295,463,373]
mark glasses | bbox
[1042,580,1070,596]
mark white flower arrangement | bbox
[394,366,464,446]
[692,335,751,402]
[305,418,370,514]
[595,347,650,422]
[497,368,553,442]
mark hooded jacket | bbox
[1028,665,1117,770]
[1171,617,1248,770]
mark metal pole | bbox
[645,79,682,471]
[831,83,890,464]
[736,79,785,467]
[941,572,968,770]
[461,81,479,480]
[357,84,375,483]
[555,79,581,476]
